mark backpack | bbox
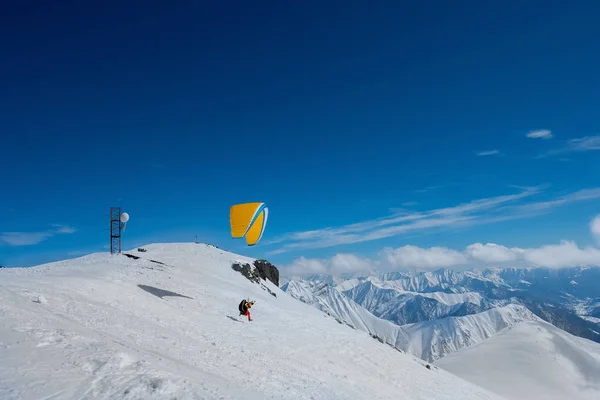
[238,299,247,314]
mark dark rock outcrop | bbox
[231,260,279,288]
[253,260,279,287]
[371,334,384,344]
[123,253,140,260]
[231,260,280,297]
[232,263,261,284]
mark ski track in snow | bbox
[0,243,506,400]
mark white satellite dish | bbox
[120,212,130,223]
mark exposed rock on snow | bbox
[253,259,280,287]
[232,260,279,297]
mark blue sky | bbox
[2,1,600,271]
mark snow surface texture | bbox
[283,279,538,362]
[0,243,506,400]
[435,321,600,400]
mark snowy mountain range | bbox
[282,266,600,362]
[436,320,600,400]
[0,243,507,400]
[282,278,537,362]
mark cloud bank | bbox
[284,241,600,276]
[383,245,467,269]
[285,253,377,277]
[281,216,600,275]
[0,225,77,246]
[465,243,524,263]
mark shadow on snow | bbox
[137,284,194,300]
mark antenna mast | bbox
[110,207,122,254]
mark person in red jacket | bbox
[238,299,254,321]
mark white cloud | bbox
[522,241,600,269]
[591,215,600,242]
[512,188,600,214]
[0,224,77,247]
[568,136,600,152]
[465,243,524,263]
[527,129,553,139]
[382,245,467,269]
[329,254,376,274]
[476,150,500,156]
[464,241,600,269]
[52,224,77,234]
[0,232,54,246]
[284,257,328,275]
[539,135,600,158]
[284,253,375,276]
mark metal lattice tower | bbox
[110,207,122,254]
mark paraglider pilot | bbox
[239,299,254,321]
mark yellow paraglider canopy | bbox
[229,202,269,246]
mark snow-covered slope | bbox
[0,243,506,400]
[282,279,404,342]
[341,279,495,325]
[283,279,537,362]
[394,304,539,362]
[435,320,600,400]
